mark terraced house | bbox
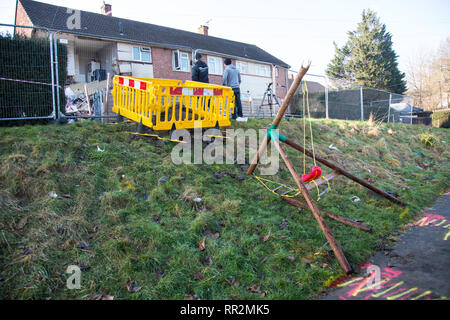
[15,0,291,112]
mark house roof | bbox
[288,77,325,93]
[19,0,290,68]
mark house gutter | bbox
[193,48,290,69]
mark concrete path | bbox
[321,190,450,300]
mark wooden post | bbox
[283,138,406,207]
[84,84,91,115]
[104,72,111,115]
[273,139,352,274]
[282,197,372,232]
[247,62,311,175]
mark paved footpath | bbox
[322,190,450,300]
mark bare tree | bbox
[406,37,449,110]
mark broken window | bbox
[173,50,189,72]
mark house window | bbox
[173,50,190,72]
[255,64,270,77]
[133,46,152,63]
[236,61,248,74]
[208,56,222,75]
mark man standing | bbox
[192,52,209,83]
[222,58,247,122]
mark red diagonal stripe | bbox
[214,89,223,96]
[140,82,147,90]
[118,77,124,85]
[129,79,135,88]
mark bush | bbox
[432,109,450,128]
[420,133,437,147]
[0,34,67,119]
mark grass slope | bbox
[0,118,449,300]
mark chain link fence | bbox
[287,72,415,123]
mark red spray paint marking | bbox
[415,213,446,227]
[338,264,404,299]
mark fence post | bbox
[53,31,62,119]
[325,78,329,119]
[360,86,364,121]
[388,93,392,123]
[49,32,56,120]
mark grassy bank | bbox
[0,118,449,299]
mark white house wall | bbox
[66,41,75,76]
[117,43,133,60]
[234,60,273,99]
[131,63,154,78]
[240,74,272,99]
[117,42,153,78]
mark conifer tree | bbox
[326,9,407,94]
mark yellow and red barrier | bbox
[112,76,235,131]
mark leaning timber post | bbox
[282,197,372,232]
[283,138,406,207]
[247,62,311,175]
[273,139,353,274]
[104,72,111,115]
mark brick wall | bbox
[14,1,34,37]
[151,47,192,81]
[194,53,224,85]
[151,49,228,86]
[275,67,288,99]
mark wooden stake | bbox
[283,138,406,207]
[247,62,311,175]
[282,196,372,232]
[104,72,111,115]
[84,84,91,115]
[273,139,352,274]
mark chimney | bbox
[198,25,209,36]
[101,3,112,16]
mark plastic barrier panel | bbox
[112,76,235,130]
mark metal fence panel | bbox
[0,24,56,121]
[286,71,413,123]
[289,74,327,118]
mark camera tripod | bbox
[256,82,281,118]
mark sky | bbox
[0,0,449,76]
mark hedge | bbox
[0,34,67,119]
[432,109,450,128]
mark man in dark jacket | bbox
[192,53,209,83]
